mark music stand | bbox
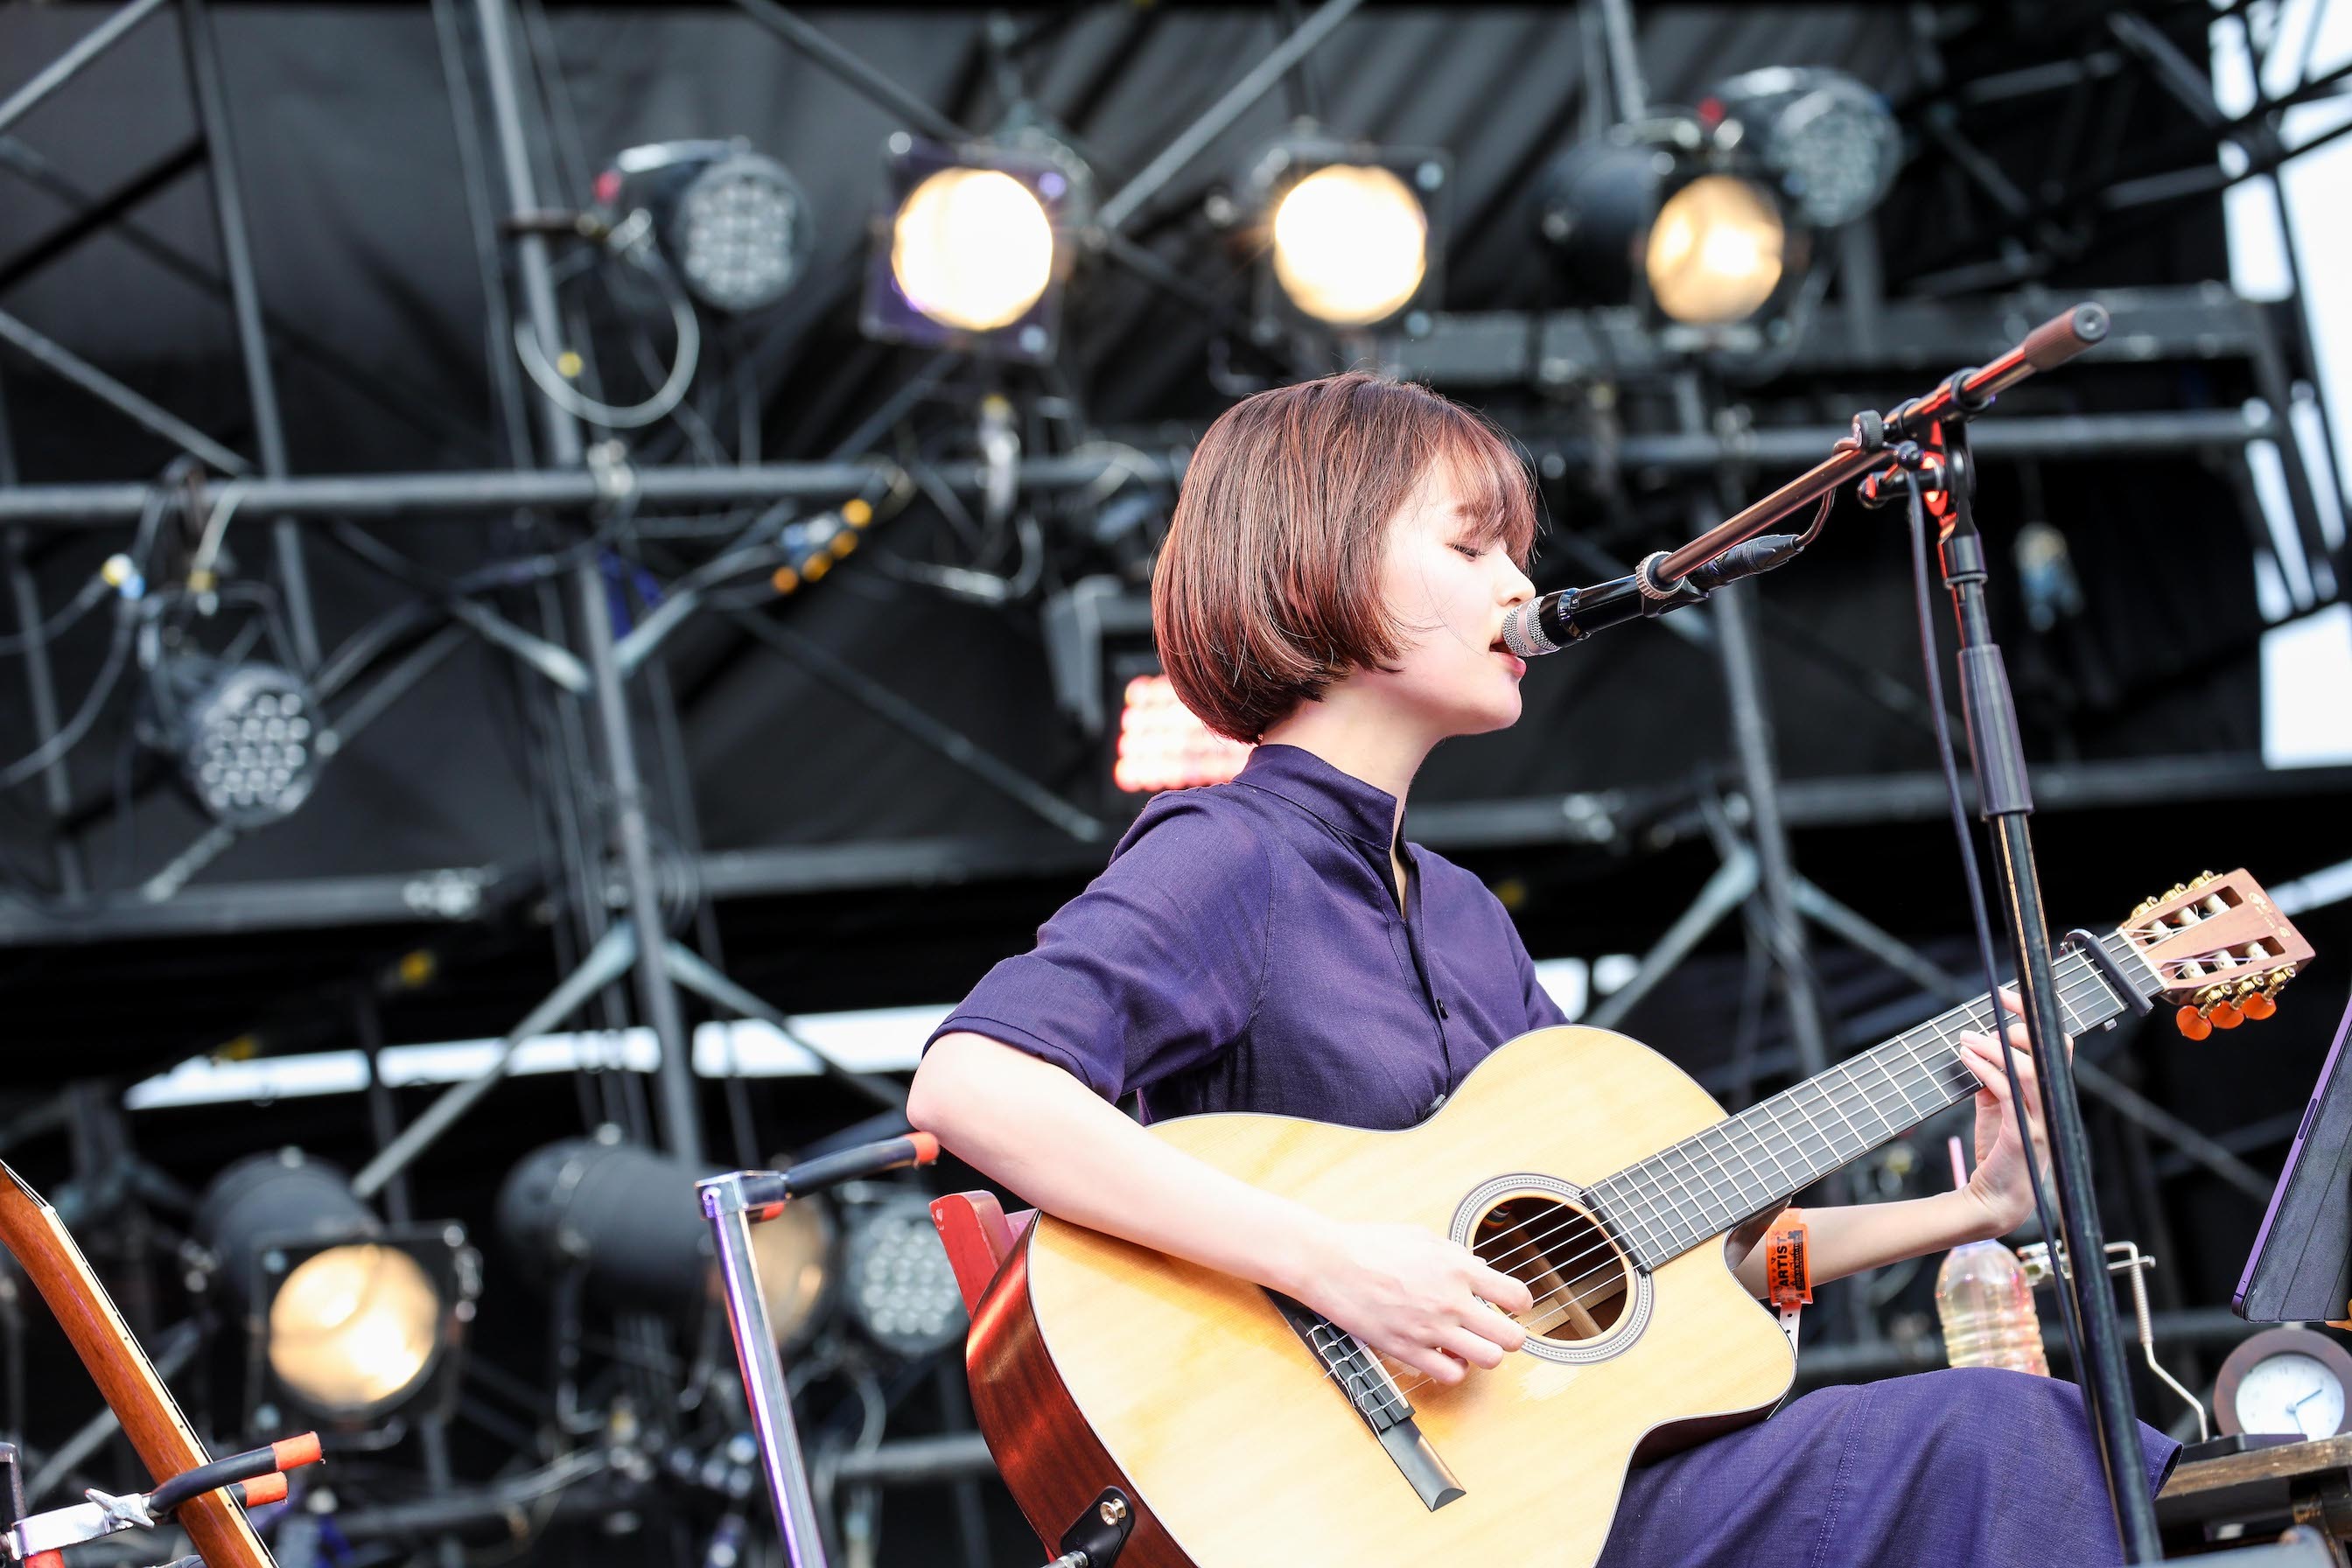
[2236,987,2352,1323]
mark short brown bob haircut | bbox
[1152,371,1539,743]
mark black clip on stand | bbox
[1667,303,2166,1561]
[699,1137,1137,1568]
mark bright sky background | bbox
[2211,0,2352,764]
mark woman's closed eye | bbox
[1451,542,1484,559]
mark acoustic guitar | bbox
[965,871,2313,1567]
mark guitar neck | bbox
[1586,928,2155,1270]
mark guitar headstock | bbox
[2121,870,2314,1040]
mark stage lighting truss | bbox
[860,133,1079,363]
[142,654,323,830]
[598,140,815,315]
[841,1191,966,1360]
[1228,134,1451,336]
[1536,122,1809,342]
[1701,67,1901,233]
[197,1152,479,1439]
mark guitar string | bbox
[1306,960,2130,1414]
[1307,962,2124,1416]
[1488,969,2112,1324]
[1371,984,2091,1409]
[1456,962,2117,1306]
[1376,992,2061,1405]
[1348,929,2240,1410]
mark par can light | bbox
[842,1192,965,1359]
[498,1136,833,1346]
[196,1150,477,1432]
[861,135,1074,361]
[1236,136,1449,332]
[1703,66,1901,230]
[143,657,321,829]
[598,140,814,314]
[1644,173,1788,326]
[1536,130,1803,332]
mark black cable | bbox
[0,572,111,656]
[0,594,144,794]
[1903,466,2084,1380]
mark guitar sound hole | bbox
[1471,1195,1631,1344]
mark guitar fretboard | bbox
[1585,928,2154,1270]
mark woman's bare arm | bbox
[907,1031,1531,1384]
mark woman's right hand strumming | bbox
[1299,1220,1534,1386]
[912,1032,1533,1387]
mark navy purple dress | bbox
[930,743,2178,1567]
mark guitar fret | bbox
[1869,1040,1928,1123]
[1816,1068,1877,1155]
[1590,928,2153,1269]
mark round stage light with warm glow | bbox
[889,167,1055,332]
[1644,174,1787,326]
[266,1242,441,1413]
[1270,164,1429,327]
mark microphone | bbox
[1500,534,1807,658]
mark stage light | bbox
[196,1150,477,1432]
[1271,164,1428,326]
[498,1136,832,1346]
[1114,675,1251,794]
[842,1193,965,1359]
[861,135,1076,361]
[143,656,320,828]
[1536,131,1804,332]
[1644,173,1788,326]
[1703,66,1900,230]
[892,169,1054,331]
[1235,136,1449,332]
[597,141,813,314]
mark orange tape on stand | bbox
[1765,1211,1812,1312]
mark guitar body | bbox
[966,1026,1798,1568]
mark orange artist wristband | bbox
[1764,1210,1812,1311]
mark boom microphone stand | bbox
[1659,303,2161,1560]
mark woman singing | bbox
[907,371,2176,1566]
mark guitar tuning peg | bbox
[2191,871,2218,889]
[2166,883,2190,900]
[2131,897,2161,920]
[2242,991,2278,1021]
[2209,1000,2244,1030]
[2176,1005,2214,1042]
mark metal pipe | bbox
[177,0,320,670]
[0,0,173,141]
[4,528,84,899]
[0,408,2279,527]
[349,920,639,1201]
[701,1172,831,1568]
[1095,0,1366,234]
[0,306,249,476]
[474,0,702,1163]
[732,0,970,145]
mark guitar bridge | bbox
[1264,1290,1465,1511]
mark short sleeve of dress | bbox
[924,794,1272,1102]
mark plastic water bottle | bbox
[1936,1240,2050,1376]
